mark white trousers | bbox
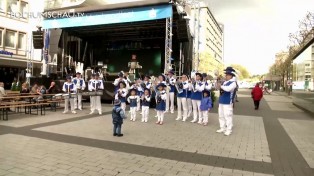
[74,94,82,109]
[137,100,141,111]
[177,97,188,121]
[166,92,175,113]
[187,98,192,117]
[201,111,208,123]
[218,104,233,131]
[141,106,149,122]
[64,98,74,112]
[192,100,201,121]
[157,111,164,122]
[90,96,102,113]
[130,107,137,120]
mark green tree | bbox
[230,64,250,80]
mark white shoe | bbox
[72,111,77,114]
[133,119,136,122]
[198,121,202,124]
[99,112,102,115]
[224,131,232,136]
[155,115,158,118]
[171,111,174,114]
[63,111,68,114]
[140,112,142,115]
[141,120,144,122]
[78,108,82,111]
[89,111,94,114]
[182,119,186,122]
[190,119,197,123]
[216,129,226,133]
[176,117,181,121]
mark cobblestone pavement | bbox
[0,89,313,176]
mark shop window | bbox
[0,0,5,13]
[18,32,26,49]
[20,1,28,19]
[5,30,16,48]
[7,0,18,14]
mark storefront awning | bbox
[43,4,172,29]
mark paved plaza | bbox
[0,90,313,176]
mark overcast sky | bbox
[205,0,314,75]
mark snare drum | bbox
[54,93,63,99]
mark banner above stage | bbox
[43,4,173,29]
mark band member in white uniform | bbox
[166,70,176,113]
[216,67,237,136]
[203,73,212,91]
[62,76,77,114]
[190,73,205,123]
[176,73,189,121]
[88,73,104,115]
[72,72,86,110]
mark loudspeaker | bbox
[32,31,44,49]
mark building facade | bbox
[0,0,43,88]
[293,43,314,90]
[190,1,224,76]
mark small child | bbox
[115,82,128,113]
[155,83,167,125]
[112,99,126,137]
[199,90,213,126]
[141,89,151,122]
[127,89,140,121]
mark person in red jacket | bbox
[251,83,263,110]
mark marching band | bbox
[58,66,237,135]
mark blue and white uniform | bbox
[115,88,128,113]
[200,96,213,125]
[156,90,167,123]
[88,78,104,115]
[176,80,190,121]
[127,95,140,121]
[62,82,77,113]
[218,79,237,134]
[72,77,86,110]
[166,76,176,113]
[141,94,151,122]
[190,81,205,123]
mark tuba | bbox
[175,81,183,94]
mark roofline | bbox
[291,37,314,60]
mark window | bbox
[0,29,2,46]
[0,0,5,13]
[5,30,16,48]
[7,0,18,14]
[20,1,28,19]
[18,32,26,49]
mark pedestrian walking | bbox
[112,99,126,137]
[251,83,263,110]
[216,67,237,136]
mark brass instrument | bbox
[191,79,196,92]
[75,79,82,93]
